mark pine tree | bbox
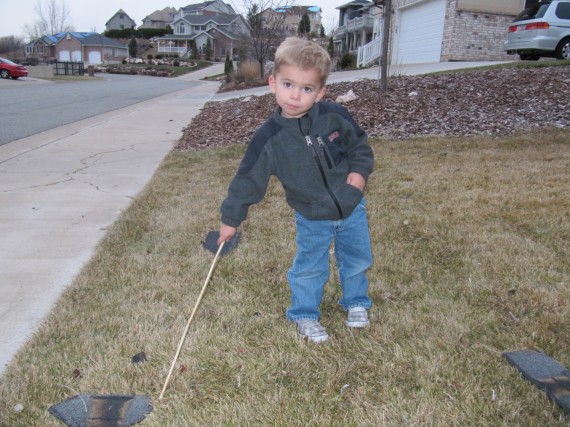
[205,39,212,61]
[298,13,311,35]
[128,36,138,58]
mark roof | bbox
[80,34,128,48]
[143,7,177,22]
[27,32,126,48]
[174,13,240,26]
[105,9,136,26]
[181,1,219,13]
[336,0,373,10]
[274,5,322,14]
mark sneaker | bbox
[346,307,369,328]
[296,319,329,343]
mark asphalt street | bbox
[0,73,198,145]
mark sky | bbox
[1,0,349,40]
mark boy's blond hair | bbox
[273,37,332,87]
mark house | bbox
[25,32,128,65]
[335,0,530,66]
[174,0,236,18]
[156,2,250,60]
[105,9,137,31]
[139,7,178,29]
[333,1,380,56]
[259,6,323,35]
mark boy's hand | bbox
[347,172,366,191]
[218,224,237,245]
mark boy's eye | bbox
[283,82,292,88]
[303,87,313,93]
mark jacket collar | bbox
[272,102,320,134]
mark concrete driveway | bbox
[0,60,506,374]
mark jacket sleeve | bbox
[220,136,274,228]
[337,105,374,180]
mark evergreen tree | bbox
[327,36,334,58]
[190,40,198,59]
[224,52,234,76]
[128,36,138,58]
[298,13,311,35]
[320,24,325,38]
[205,38,212,61]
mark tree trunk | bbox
[380,0,392,92]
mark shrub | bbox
[239,60,260,82]
[147,54,153,60]
[339,52,356,70]
[173,60,180,67]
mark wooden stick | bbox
[159,241,225,400]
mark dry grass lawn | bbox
[0,129,568,426]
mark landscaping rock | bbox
[176,66,570,150]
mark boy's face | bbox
[268,64,327,119]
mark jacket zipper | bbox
[304,134,344,218]
[316,135,333,169]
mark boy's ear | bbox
[316,86,327,102]
[268,75,276,93]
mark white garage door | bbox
[394,0,446,64]
[58,50,70,61]
[88,51,102,64]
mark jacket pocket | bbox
[310,182,362,220]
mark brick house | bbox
[336,0,532,65]
[25,32,128,65]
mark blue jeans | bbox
[286,198,373,322]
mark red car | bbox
[0,57,28,79]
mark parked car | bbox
[0,57,28,79]
[504,0,570,60]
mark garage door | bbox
[88,51,102,64]
[58,50,70,61]
[394,0,446,64]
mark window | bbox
[177,23,186,34]
[120,14,124,19]
[557,3,570,19]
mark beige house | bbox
[335,0,530,66]
[156,1,249,60]
[140,7,178,30]
[105,9,136,31]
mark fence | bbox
[53,61,85,76]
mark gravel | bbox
[176,66,570,150]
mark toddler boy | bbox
[218,37,374,342]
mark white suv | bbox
[504,0,570,60]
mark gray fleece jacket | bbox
[220,101,374,227]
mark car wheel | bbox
[0,69,10,79]
[555,37,570,60]
[520,53,540,61]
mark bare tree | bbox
[0,36,26,58]
[22,0,75,40]
[230,0,295,80]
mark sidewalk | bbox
[0,60,505,374]
[0,64,223,373]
